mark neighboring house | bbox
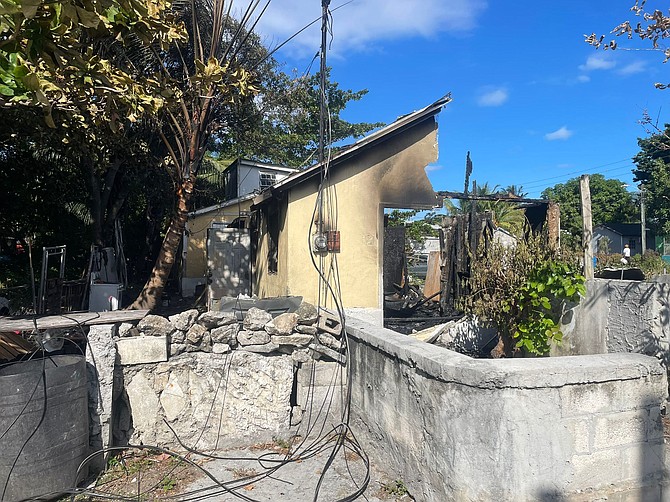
[655,235,670,263]
[492,227,517,247]
[592,223,654,256]
[221,158,297,201]
[410,233,441,255]
[250,95,450,317]
[181,159,297,297]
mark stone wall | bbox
[87,302,345,458]
[116,351,293,450]
[346,317,668,502]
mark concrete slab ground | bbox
[178,440,409,501]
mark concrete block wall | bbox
[346,317,667,502]
[559,279,670,364]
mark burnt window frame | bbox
[267,206,279,274]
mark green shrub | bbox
[505,261,585,355]
[630,250,667,277]
[463,231,584,356]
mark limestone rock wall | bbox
[118,351,293,450]
[87,302,345,457]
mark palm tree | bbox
[504,184,527,198]
[445,182,526,235]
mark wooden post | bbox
[423,251,441,301]
[580,175,594,279]
[546,201,560,250]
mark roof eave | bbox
[252,94,452,207]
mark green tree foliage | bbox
[509,261,585,355]
[0,108,92,269]
[129,0,263,308]
[503,184,527,197]
[1,0,380,307]
[633,128,670,234]
[0,97,172,277]
[0,0,187,127]
[541,174,638,240]
[630,250,667,276]
[214,67,384,167]
[386,209,440,247]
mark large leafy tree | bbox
[213,67,383,167]
[541,174,638,239]
[2,0,380,309]
[0,108,91,263]
[0,0,186,255]
[0,0,187,124]
[2,0,261,309]
[126,0,261,309]
[633,127,670,234]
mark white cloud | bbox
[252,0,488,57]
[544,126,573,141]
[579,54,616,71]
[617,61,647,75]
[425,164,443,173]
[477,87,509,107]
[577,74,590,83]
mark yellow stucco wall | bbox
[183,200,253,280]
[254,118,439,309]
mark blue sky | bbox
[254,0,669,199]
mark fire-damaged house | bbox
[247,96,451,320]
[199,95,561,322]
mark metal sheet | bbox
[207,228,251,309]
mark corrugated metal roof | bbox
[188,193,257,217]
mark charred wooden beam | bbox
[436,190,550,204]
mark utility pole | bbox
[318,0,329,165]
[316,0,329,239]
[580,175,594,280]
[640,188,647,255]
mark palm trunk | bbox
[130,177,194,310]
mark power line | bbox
[518,148,670,192]
[517,158,633,188]
[522,165,636,191]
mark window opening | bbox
[259,172,277,189]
